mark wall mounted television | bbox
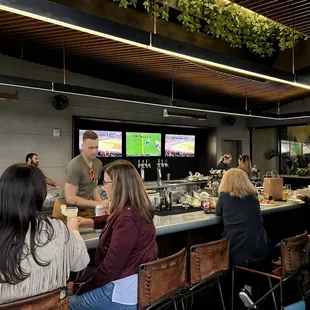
[165,134,195,157]
[126,132,161,157]
[79,129,122,157]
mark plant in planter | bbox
[111,0,304,57]
[264,135,310,175]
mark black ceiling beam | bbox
[0,0,149,45]
[0,35,270,112]
[1,0,310,87]
[152,34,304,84]
[0,74,285,119]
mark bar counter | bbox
[81,199,306,250]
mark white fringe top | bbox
[0,218,90,304]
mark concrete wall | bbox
[247,96,310,174]
[0,54,250,184]
[252,128,278,176]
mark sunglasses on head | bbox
[89,168,95,182]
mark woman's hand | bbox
[67,217,80,231]
[77,217,94,228]
[296,194,305,201]
[101,199,110,215]
[67,281,74,294]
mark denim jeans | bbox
[69,282,138,310]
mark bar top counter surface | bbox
[81,199,306,250]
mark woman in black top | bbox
[216,154,232,171]
[216,168,271,308]
[238,154,252,179]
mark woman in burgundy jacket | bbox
[69,160,158,310]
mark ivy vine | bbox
[112,0,304,57]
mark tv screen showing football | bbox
[165,134,195,157]
[79,130,122,157]
[126,132,162,157]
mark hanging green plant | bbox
[111,0,304,57]
[142,0,170,21]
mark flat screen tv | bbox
[126,132,161,157]
[79,130,122,157]
[165,134,195,157]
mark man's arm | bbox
[45,177,61,189]
[65,183,102,208]
[92,188,107,202]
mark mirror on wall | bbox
[252,125,310,177]
[251,127,278,177]
[278,125,310,176]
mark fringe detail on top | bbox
[0,219,89,303]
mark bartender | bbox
[216,154,232,171]
[52,130,108,220]
[26,153,61,189]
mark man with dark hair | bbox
[52,130,108,220]
[26,153,61,189]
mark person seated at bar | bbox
[238,154,252,179]
[216,168,272,309]
[216,154,232,171]
[26,152,61,188]
[68,159,158,310]
[0,163,89,304]
[52,130,108,221]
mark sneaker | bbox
[239,288,257,309]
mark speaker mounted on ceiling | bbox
[52,95,69,110]
[222,115,236,126]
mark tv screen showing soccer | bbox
[126,132,162,157]
[79,130,122,157]
[165,134,195,157]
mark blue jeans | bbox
[69,283,138,310]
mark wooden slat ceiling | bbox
[233,0,310,37]
[0,9,309,103]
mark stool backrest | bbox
[190,237,229,285]
[138,248,187,309]
[0,287,68,310]
[281,231,309,278]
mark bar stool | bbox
[186,237,230,310]
[138,248,188,310]
[231,232,309,310]
[0,287,68,310]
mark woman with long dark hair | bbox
[69,159,158,310]
[0,163,89,304]
[238,154,252,179]
[216,154,232,171]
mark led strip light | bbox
[1,4,310,90]
[1,4,310,121]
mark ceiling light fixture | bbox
[163,108,207,120]
[1,74,310,120]
[0,91,18,100]
[1,5,310,92]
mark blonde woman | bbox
[216,154,232,171]
[69,160,158,310]
[216,168,272,309]
[238,154,252,179]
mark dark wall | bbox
[73,116,210,183]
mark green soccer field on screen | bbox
[126,132,161,157]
